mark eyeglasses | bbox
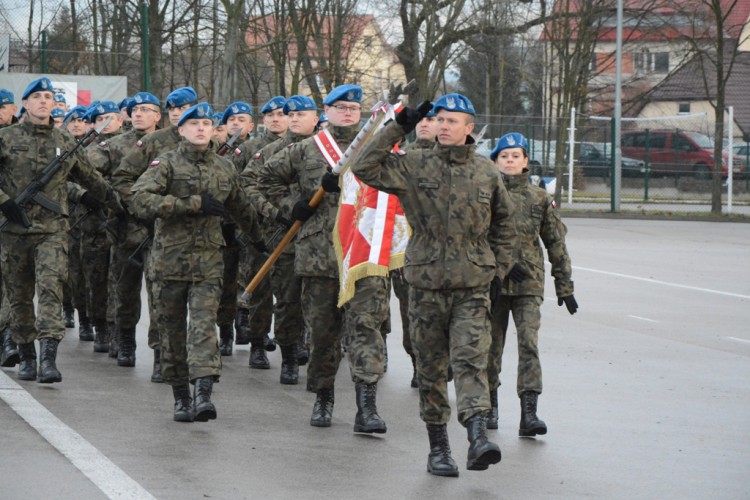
[131,106,160,114]
[331,104,361,113]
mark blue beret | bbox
[16,106,26,119]
[211,112,224,127]
[50,108,65,119]
[118,97,134,110]
[22,77,54,100]
[433,93,475,116]
[88,100,120,120]
[165,86,198,109]
[64,105,88,121]
[283,95,317,114]
[0,89,13,105]
[261,96,286,114]
[221,101,253,124]
[178,102,214,127]
[82,101,100,122]
[323,84,362,105]
[53,93,66,103]
[127,92,160,116]
[490,133,529,161]
[317,112,328,124]
[425,103,436,118]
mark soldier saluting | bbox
[129,102,263,423]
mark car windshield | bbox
[684,132,713,149]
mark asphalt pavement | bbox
[1,218,749,500]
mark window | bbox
[648,133,666,149]
[678,102,690,114]
[634,51,669,74]
[654,52,669,73]
[590,52,597,71]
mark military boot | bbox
[17,342,37,381]
[296,337,309,366]
[117,327,136,367]
[219,324,233,356]
[62,307,75,328]
[234,308,251,344]
[487,389,499,430]
[151,349,163,383]
[249,340,270,369]
[466,412,501,471]
[1,326,20,368]
[108,322,119,358]
[353,382,387,434]
[172,385,194,423]
[426,424,459,477]
[263,333,276,352]
[410,354,418,388]
[279,344,299,385]
[310,388,334,427]
[78,315,94,341]
[193,377,217,422]
[38,338,62,384]
[519,391,547,437]
[93,321,109,353]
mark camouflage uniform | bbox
[343,276,390,383]
[0,120,120,345]
[258,124,360,391]
[352,121,517,425]
[489,170,573,396]
[240,131,309,348]
[129,141,261,385]
[112,125,182,350]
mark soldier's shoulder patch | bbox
[395,149,407,156]
[253,152,262,159]
[98,141,107,147]
[150,160,160,167]
[136,140,144,148]
[234,148,241,155]
[550,199,557,209]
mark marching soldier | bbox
[0,77,122,383]
[230,96,287,363]
[258,84,362,427]
[0,89,18,367]
[53,93,67,111]
[112,86,198,377]
[129,102,262,422]
[118,97,134,132]
[239,94,317,383]
[352,94,517,476]
[212,112,228,144]
[488,133,577,436]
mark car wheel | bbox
[693,163,710,180]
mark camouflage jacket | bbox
[500,170,573,298]
[258,124,359,278]
[402,138,436,151]
[129,142,261,281]
[112,125,182,204]
[0,121,120,235]
[231,130,283,172]
[352,121,517,290]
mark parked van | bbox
[621,130,744,179]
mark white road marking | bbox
[0,370,157,500]
[573,266,750,300]
[726,337,750,344]
[628,315,659,323]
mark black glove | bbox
[507,263,531,284]
[80,192,103,211]
[199,193,225,216]
[395,100,433,134]
[251,240,269,254]
[321,171,340,193]
[558,295,578,315]
[489,276,502,311]
[275,212,293,229]
[0,199,27,226]
[292,200,316,222]
[221,223,237,246]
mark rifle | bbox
[127,233,152,269]
[216,130,243,157]
[240,80,417,301]
[0,117,112,231]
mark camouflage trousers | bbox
[141,245,161,349]
[269,251,302,347]
[409,285,492,426]
[217,243,239,327]
[390,269,412,358]
[0,263,9,329]
[302,276,343,392]
[489,295,543,396]
[68,233,88,316]
[80,231,111,328]
[342,276,389,384]
[237,246,273,341]
[0,232,67,343]
[112,241,143,330]
[151,278,222,386]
